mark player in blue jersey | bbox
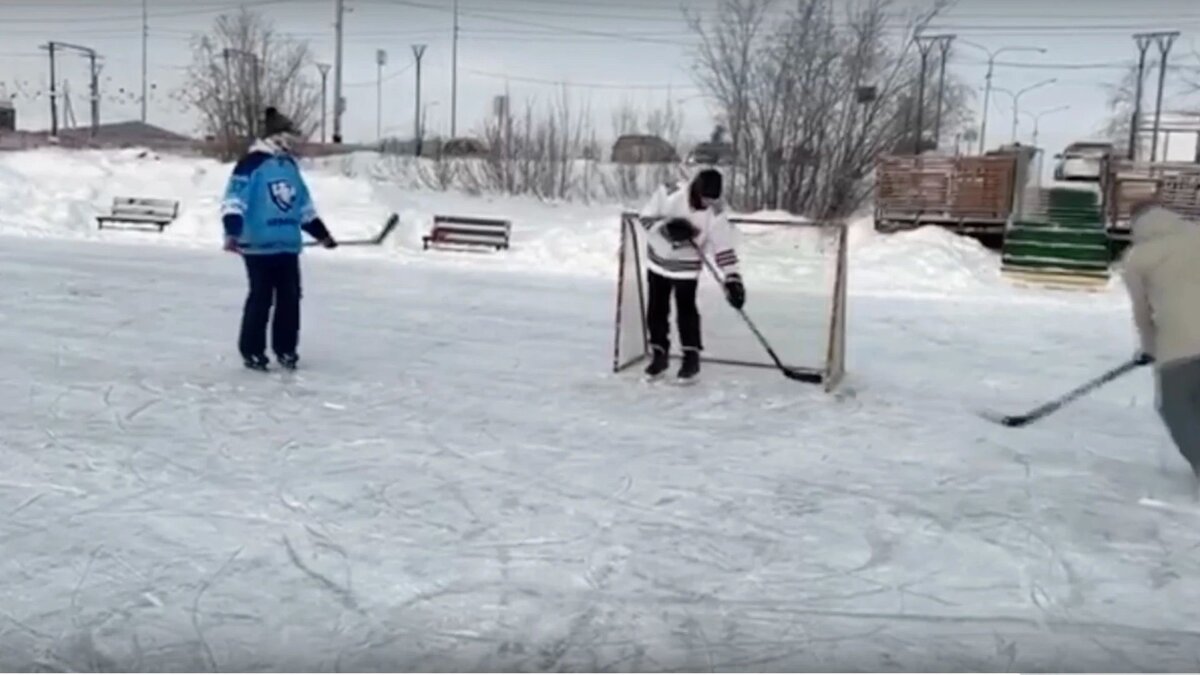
[220,107,338,371]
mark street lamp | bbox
[1022,104,1070,186]
[992,78,1057,143]
[958,40,1047,153]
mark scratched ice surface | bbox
[1,235,1199,671]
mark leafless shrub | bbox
[179,8,320,160]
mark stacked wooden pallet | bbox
[1002,188,1111,290]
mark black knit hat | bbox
[263,106,296,137]
[694,168,723,200]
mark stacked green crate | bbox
[1002,188,1110,284]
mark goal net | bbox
[612,211,848,390]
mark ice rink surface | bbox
[2,234,1199,671]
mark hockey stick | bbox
[981,358,1143,428]
[690,240,822,383]
[304,212,399,247]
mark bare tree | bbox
[466,87,594,200]
[1099,63,1143,157]
[179,8,320,159]
[688,0,970,218]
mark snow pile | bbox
[0,147,390,250]
[0,147,1125,302]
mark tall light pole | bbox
[959,40,1047,154]
[141,0,148,123]
[914,33,954,153]
[332,0,345,143]
[412,43,427,156]
[450,0,459,138]
[1129,34,1155,160]
[376,48,387,143]
[1149,31,1180,162]
[992,78,1057,144]
[1022,104,1070,185]
[316,62,331,143]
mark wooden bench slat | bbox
[423,214,511,251]
[97,196,180,231]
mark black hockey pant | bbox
[239,253,302,359]
[646,270,702,353]
[1158,356,1200,475]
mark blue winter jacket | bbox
[220,139,330,255]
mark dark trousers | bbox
[646,270,701,353]
[239,253,302,358]
[1158,357,1200,475]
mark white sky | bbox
[1,0,1199,158]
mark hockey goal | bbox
[612,211,848,391]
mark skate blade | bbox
[672,376,699,387]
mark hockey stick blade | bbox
[782,367,823,383]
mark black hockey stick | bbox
[690,240,822,383]
[981,358,1143,428]
[304,212,399,247]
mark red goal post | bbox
[612,211,848,392]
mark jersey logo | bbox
[268,179,297,212]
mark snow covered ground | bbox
[0,149,1198,671]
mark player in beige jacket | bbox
[1122,202,1200,478]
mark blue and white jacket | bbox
[220,139,330,255]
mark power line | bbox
[342,62,413,88]
[380,0,697,46]
[0,0,306,24]
[465,69,701,91]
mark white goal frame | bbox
[611,211,848,391]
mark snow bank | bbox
[0,147,1125,305]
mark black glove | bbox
[663,217,698,243]
[322,236,338,249]
[1134,351,1154,366]
[724,275,745,309]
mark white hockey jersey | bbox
[638,178,740,281]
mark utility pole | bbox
[317,62,331,143]
[932,35,955,149]
[141,0,148,123]
[1149,31,1180,162]
[376,49,387,143]
[43,41,100,137]
[413,43,427,156]
[915,34,954,153]
[332,0,345,143]
[1129,34,1154,160]
[46,43,58,136]
[912,35,934,154]
[88,52,100,135]
[451,0,459,138]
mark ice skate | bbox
[643,346,669,381]
[675,349,700,385]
